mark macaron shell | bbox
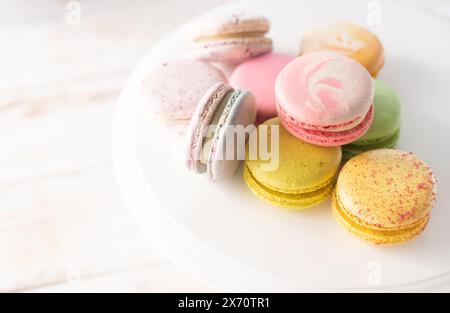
[193,37,273,65]
[332,190,430,245]
[185,82,234,173]
[230,53,294,120]
[208,90,257,181]
[370,56,385,78]
[352,79,402,145]
[142,59,226,120]
[300,22,384,77]
[276,52,374,130]
[245,118,342,194]
[278,103,374,147]
[336,149,437,230]
[343,129,400,160]
[244,165,333,209]
[191,14,270,41]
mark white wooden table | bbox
[2,0,449,293]
[0,0,232,292]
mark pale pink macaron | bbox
[275,52,375,146]
[141,59,226,125]
[230,53,294,124]
[190,14,273,65]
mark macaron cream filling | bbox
[278,103,375,145]
[246,161,338,196]
[244,166,335,208]
[243,118,342,209]
[187,83,232,172]
[334,187,429,231]
[199,92,233,165]
[191,14,273,65]
[351,128,401,147]
[206,91,242,178]
[195,31,269,42]
[277,102,373,133]
[192,14,271,42]
[343,129,400,159]
[332,190,430,245]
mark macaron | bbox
[300,22,384,77]
[186,82,256,181]
[276,52,375,147]
[244,118,342,209]
[191,14,273,65]
[343,80,402,160]
[142,58,226,125]
[332,149,437,246]
[230,53,295,124]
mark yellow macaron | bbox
[300,22,384,77]
[244,118,342,209]
[332,149,437,246]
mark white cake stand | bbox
[113,0,450,292]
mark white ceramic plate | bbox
[114,0,450,291]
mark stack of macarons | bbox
[141,13,437,246]
[142,14,274,128]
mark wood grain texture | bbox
[0,0,228,292]
[30,263,208,293]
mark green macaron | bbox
[343,79,402,160]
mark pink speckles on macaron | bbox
[337,149,437,230]
[142,59,226,122]
[332,149,437,245]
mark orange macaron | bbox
[300,22,384,77]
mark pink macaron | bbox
[230,53,294,124]
[275,52,374,146]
